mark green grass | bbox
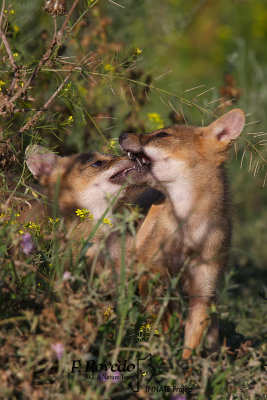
[0,191,266,400]
[1,1,267,399]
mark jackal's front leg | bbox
[183,298,210,359]
[182,264,219,359]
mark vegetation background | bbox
[0,0,266,399]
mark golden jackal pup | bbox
[23,145,148,261]
[119,109,245,358]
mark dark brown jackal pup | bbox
[22,145,148,262]
[119,109,245,359]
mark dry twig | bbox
[0,0,20,97]
[0,0,80,116]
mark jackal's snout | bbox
[119,132,142,153]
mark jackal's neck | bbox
[80,198,114,224]
[166,165,227,222]
[165,181,194,220]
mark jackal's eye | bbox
[91,160,103,167]
[155,132,170,138]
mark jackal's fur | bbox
[119,109,245,358]
[22,145,148,264]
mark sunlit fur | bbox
[120,108,245,358]
[23,148,148,265]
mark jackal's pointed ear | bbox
[207,109,245,142]
[26,145,59,177]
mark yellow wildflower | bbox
[109,140,116,149]
[4,9,15,15]
[13,52,19,58]
[135,48,142,55]
[0,80,5,91]
[104,64,114,73]
[103,217,113,228]
[64,83,71,92]
[28,222,37,229]
[24,221,41,234]
[67,115,74,123]
[48,217,60,224]
[75,208,94,221]
[138,322,160,341]
[18,230,24,235]
[103,307,113,319]
[148,112,164,129]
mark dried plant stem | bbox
[17,51,89,133]
[0,108,46,116]
[0,0,6,30]
[0,0,20,96]
[18,71,73,134]
[0,30,18,72]
[0,0,80,113]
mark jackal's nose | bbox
[119,132,128,144]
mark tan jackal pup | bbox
[22,145,148,263]
[119,109,245,358]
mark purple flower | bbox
[98,372,107,382]
[98,370,121,383]
[62,271,72,281]
[51,342,64,359]
[21,233,34,255]
[111,370,121,381]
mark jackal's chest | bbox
[162,221,208,274]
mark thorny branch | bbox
[18,70,73,134]
[0,0,80,120]
[0,22,17,71]
[0,0,6,28]
[17,51,93,134]
[0,0,266,185]
[0,0,20,97]
[0,108,46,116]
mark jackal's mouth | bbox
[109,160,149,185]
[126,151,151,167]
